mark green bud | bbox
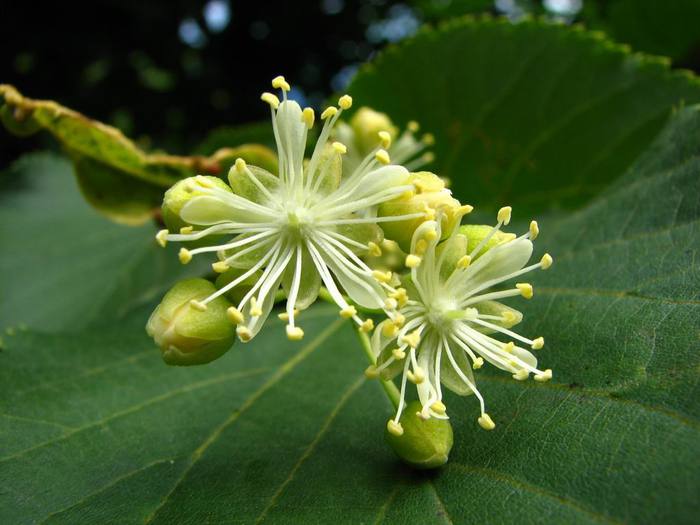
[385,401,454,469]
[350,107,398,154]
[146,278,234,366]
[378,172,464,252]
[459,224,516,258]
[161,176,232,234]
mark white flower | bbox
[156,76,426,342]
[370,208,553,435]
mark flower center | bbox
[284,205,314,240]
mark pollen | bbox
[180,226,193,234]
[540,253,553,269]
[503,341,515,353]
[250,297,263,317]
[338,94,353,109]
[401,330,421,348]
[321,106,337,120]
[271,75,290,91]
[378,130,392,148]
[372,270,392,283]
[189,300,207,311]
[339,306,357,319]
[516,283,534,299]
[458,204,474,216]
[531,337,544,350]
[387,419,404,436]
[360,319,375,332]
[478,413,496,430]
[156,229,169,247]
[472,357,484,369]
[375,149,391,165]
[236,326,253,342]
[178,248,192,264]
[212,261,229,273]
[512,369,529,381]
[260,92,280,109]
[405,254,422,268]
[332,141,347,154]
[407,120,419,133]
[382,322,399,337]
[498,206,512,225]
[529,220,539,240]
[235,157,247,173]
[392,348,406,360]
[302,107,315,128]
[535,369,553,382]
[422,133,435,145]
[367,242,382,257]
[286,326,304,341]
[227,307,245,325]
[431,401,447,414]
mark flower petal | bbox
[282,245,321,310]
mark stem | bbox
[355,329,400,409]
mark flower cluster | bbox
[147,75,553,449]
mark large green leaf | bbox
[0,153,209,333]
[1,98,698,523]
[347,17,700,212]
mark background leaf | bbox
[347,17,700,212]
[1,98,698,523]
[0,85,277,224]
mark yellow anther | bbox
[286,325,304,341]
[364,365,380,379]
[458,204,474,216]
[531,337,544,350]
[260,92,280,109]
[401,330,421,348]
[178,248,192,264]
[535,369,553,382]
[302,107,315,128]
[271,75,290,91]
[372,270,392,283]
[422,133,435,146]
[339,306,357,319]
[472,357,484,369]
[423,205,436,220]
[405,254,422,268]
[278,309,299,321]
[338,94,353,109]
[382,322,398,338]
[392,348,406,360]
[367,241,382,257]
[503,341,515,353]
[189,300,207,312]
[332,141,347,154]
[387,419,404,436]
[407,367,425,384]
[415,239,428,255]
[502,311,519,324]
[390,289,408,308]
[234,157,247,173]
[236,326,252,342]
[498,206,512,225]
[227,307,245,325]
[321,106,338,120]
[540,253,553,270]
[384,297,398,310]
[392,312,406,327]
[416,410,430,421]
[378,130,392,148]
[155,229,169,247]
[457,255,471,269]
[360,319,375,333]
[212,261,229,273]
[431,401,447,414]
[516,283,533,299]
[422,152,436,163]
[424,228,438,241]
[512,369,529,381]
[249,298,263,317]
[529,220,539,240]
[478,413,496,430]
[375,149,391,165]
[179,226,193,234]
[407,120,419,133]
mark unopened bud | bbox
[146,278,234,366]
[460,224,516,257]
[385,401,453,469]
[350,107,398,154]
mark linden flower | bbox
[156,76,424,342]
[369,208,554,435]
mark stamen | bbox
[478,413,496,430]
[338,94,352,109]
[227,307,245,325]
[156,229,168,247]
[497,206,512,225]
[189,300,207,311]
[516,283,533,299]
[179,248,192,264]
[271,75,290,91]
[286,326,304,341]
[260,92,280,109]
[375,149,390,165]
[529,220,539,239]
[541,253,553,269]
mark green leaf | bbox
[0,85,277,223]
[0,153,209,332]
[347,17,700,212]
[1,103,699,523]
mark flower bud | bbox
[350,107,398,154]
[161,176,232,235]
[385,401,453,469]
[146,278,235,366]
[459,224,516,258]
[378,172,463,252]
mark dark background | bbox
[2,0,699,166]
